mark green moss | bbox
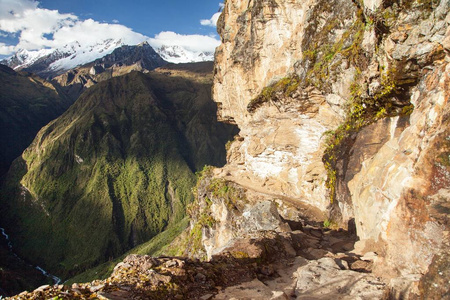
[438,153,450,167]
[322,63,414,203]
[230,251,250,259]
[247,75,300,112]
[304,17,366,90]
[323,219,339,229]
[401,104,414,116]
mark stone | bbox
[260,265,275,276]
[442,28,450,51]
[361,252,378,261]
[195,272,207,283]
[35,285,50,292]
[270,291,289,300]
[242,201,290,233]
[350,260,373,273]
[363,0,382,11]
[294,258,387,298]
[390,31,408,43]
[200,294,214,300]
[90,284,105,292]
[165,260,177,268]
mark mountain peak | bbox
[1,40,215,76]
[138,41,150,47]
[0,39,127,78]
[154,45,214,64]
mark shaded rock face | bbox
[209,0,450,296]
[347,63,449,278]
[0,65,73,176]
[95,42,166,70]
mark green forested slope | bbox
[0,69,237,279]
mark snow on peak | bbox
[1,39,126,77]
[48,39,124,73]
[155,45,214,64]
[4,48,54,70]
[1,39,216,76]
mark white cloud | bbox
[112,19,119,24]
[200,12,221,27]
[0,0,145,55]
[0,0,38,19]
[0,42,15,55]
[148,31,220,53]
[0,0,221,58]
[200,3,223,27]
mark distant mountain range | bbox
[156,45,214,64]
[1,39,125,78]
[1,40,214,78]
[52,42,167,101]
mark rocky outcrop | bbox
[8,222,389,299]
[213,0,362,212]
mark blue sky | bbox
[0,0,223,57]
[38,0,221,36]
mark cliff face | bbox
[214,0,359,212]
[210,0,449,294]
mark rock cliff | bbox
[208,0,449,296]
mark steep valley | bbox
[0,63,238,293]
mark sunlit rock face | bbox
[213,0,358,212]
[210,0,450,295]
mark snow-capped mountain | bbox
[1,40,215,78]
[1,39,125,78]
[154,45,214,64]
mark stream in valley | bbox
[0,227,61,285]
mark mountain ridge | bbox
[1,41,215,79]
[0,64,73,177]
[52,42,168,101]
